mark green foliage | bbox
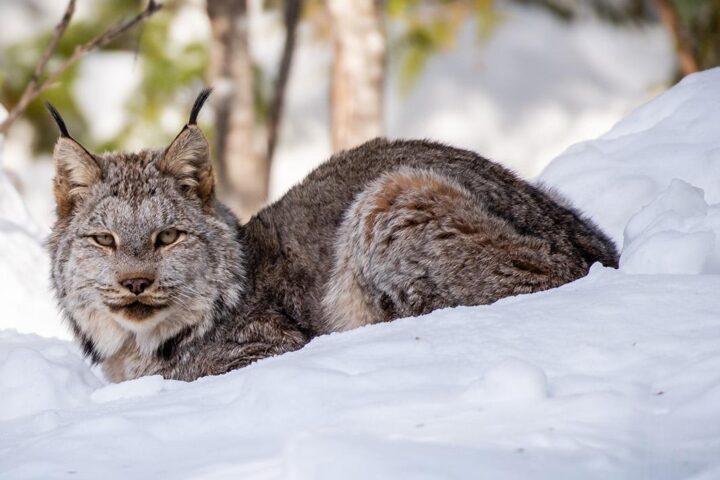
[1,20,88,151]
[113,1,208,151]
[388,0,502,92]
[0,0,208,155]
[674,0,720,71]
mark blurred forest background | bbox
[0,0,717,221]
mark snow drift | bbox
[1,70,720,479]
[0,104,65,339]
[540,71,720,274]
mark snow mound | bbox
[2,70,720,478]
[0,154,66,339]
[621,179,720,274]
[540,69,720,276]
[1,270,719,478]
[0,331,100,422]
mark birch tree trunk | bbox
[328,0,386,152]
[207,0,266,219]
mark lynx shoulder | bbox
[47,92,618,382]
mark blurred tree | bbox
[1,0,302,219]
[206,0,260,217]
[0,0,162,145]
[388,0,501,93]
[518,0,720,78]
[6,0,718,218]
[267,0,303,163]
[663,0,720,76]
[328,0,385,151]
[655,0,699,75]
[516,0,653,24]
[207,0,302,218]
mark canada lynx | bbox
[47,90,618,382]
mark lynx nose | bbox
[120,277,154,295]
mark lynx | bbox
[47,90,618,382]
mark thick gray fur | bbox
[48,106,618,381]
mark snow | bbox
[2,50,720,480]
[539,71,720,276]
[1,270,719,478]
[620,180,719,274]
[72,53,143,142]
[0,332,100,422]
[539,71,720,244]
[0,104,67,340]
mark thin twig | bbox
[0,0,162,135]
[32,0,76,88]
[0,0,76,135]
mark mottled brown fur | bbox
[47,95,618,382]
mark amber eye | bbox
[92,233,115,248]
[156,228,181,247]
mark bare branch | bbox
[0,0,162,135]
[266,0,303,166]
[32,0,76,87]
[0,0,76,135]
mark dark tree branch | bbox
[266,0,303,166]
[0,0,162,135]
[514,0,653,24]
[32,0,76,88]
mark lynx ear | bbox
[159,89,214,202]
[46,102,102,218]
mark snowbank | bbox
[540,69,720,275]
[1,270,719,478]
[1,70,720,478]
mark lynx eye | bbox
[156,228,181,247]
[92,233,116,248]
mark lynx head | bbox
[47,90,245,360]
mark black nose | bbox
[120,277,154,295]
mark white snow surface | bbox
[2,70,720,478]
[0,103,66,340]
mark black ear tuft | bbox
[188,88,212,125]
[45,102,70,138]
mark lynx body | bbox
[47,93,618,382]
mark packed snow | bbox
[2,70,720,480]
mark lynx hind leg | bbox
[322,167,587,333]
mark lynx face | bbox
[47,92,244,359]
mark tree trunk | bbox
[328,0,386,152]
[654,0,700,76]
[207,0,266,219]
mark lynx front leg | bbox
[322,168,589,333]
[157,315,308,380]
